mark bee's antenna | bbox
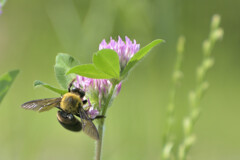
[68,78,76,92]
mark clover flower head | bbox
[73,36,139,117]
[99,36,140,71]
[74,75,122,116]
[84,99,99,119]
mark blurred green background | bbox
[0,0,240,160]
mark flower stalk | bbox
[177,14,223,160]
[30,35,163,160]
[95,82,117,160]
[162,36,185,160]
[69,36,162,160]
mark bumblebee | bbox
[21,79,101,140]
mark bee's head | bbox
[68,78,85,98]
[70,87,85,98]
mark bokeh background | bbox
[0,0,240,160]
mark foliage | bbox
[68,40,163,81]
[161,15,223,160]
[54,53,80,89]
[0,70,19,104]
[36,39,163,95]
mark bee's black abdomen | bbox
[57,110,82,132]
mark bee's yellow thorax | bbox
[60,92,82,114]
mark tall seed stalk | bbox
[178,14,224,160]
[162,36,185,160]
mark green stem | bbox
[95,118,105,160]
[95,83,117,160]
[162,36,185,160]
[177,15,223,160]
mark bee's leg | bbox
[95,115,106,119]
[82,99,87,105]
[74,106,85,119]
[56,106,63,111]
[91,115,106,121]
[79,90,85,98]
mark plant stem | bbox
[95,82,117,160]
[95,118,105,160]
[178,15,223,160]
[162,36,185,160]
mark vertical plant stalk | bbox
[162,36,185,160]
[95,82,117,160]
[95,118,104,160]
[178,15,224,160]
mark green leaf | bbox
[121,39,164,77]
[54,53,80,89]
[67,64,114,79]
[0,70,19,104]
[93,49,120,78]
[34,80,67,95]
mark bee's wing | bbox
[21,98,61,112]
[79,107,99,140]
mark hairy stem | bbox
[95,118,105,160]
[95,82,117,160]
